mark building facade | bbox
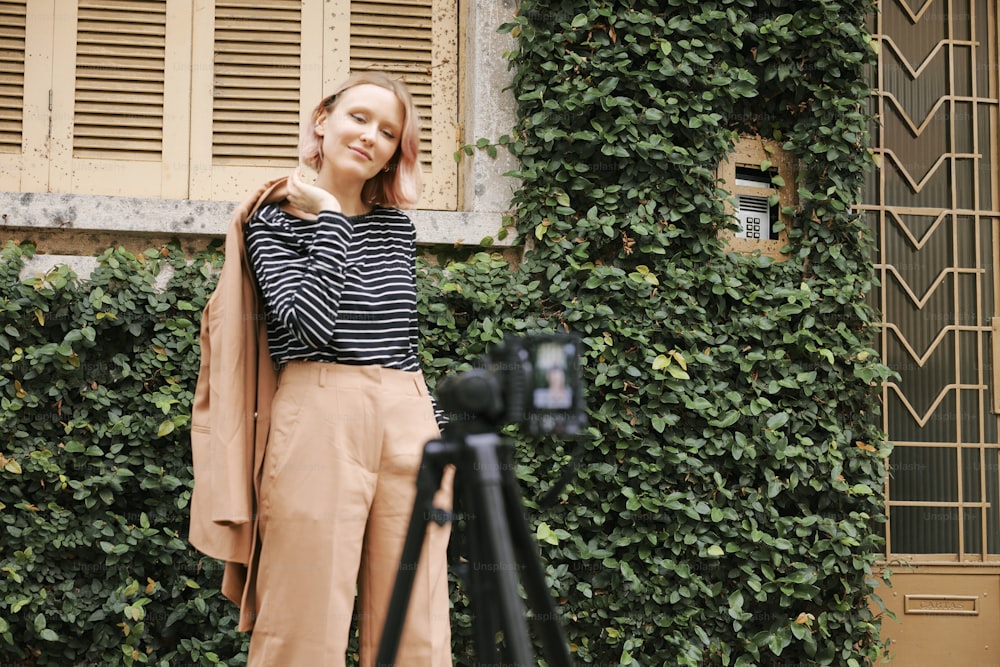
[2,0,1000,663]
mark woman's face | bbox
[315,83,404,184]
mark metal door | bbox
[864,0,1000,663]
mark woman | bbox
[243,72,452,666]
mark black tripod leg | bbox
[375,438,457,666]
[458,471,504,664]
[464,432,535,666]
[497,444,575,667]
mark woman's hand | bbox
[286,167,341,217]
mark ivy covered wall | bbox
[429,0,893,664]
[0,1,893,665]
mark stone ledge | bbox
[0,191,513,247]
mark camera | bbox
[436,332,587,437]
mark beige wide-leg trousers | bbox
[247,361,453,666]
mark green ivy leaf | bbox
[536,522,560,546]
[767,412,790,430]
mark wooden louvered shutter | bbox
[73,2,167,160]
[191,0,457,209]
[350,0,457,209]
[211,2,302,165]
[189,0,322,200]
[4,0,456,205]
[0,0,30,191]
[45,0,192,197]
[3,2,64,195]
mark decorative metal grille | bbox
[864,0,1000,560]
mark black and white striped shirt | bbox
[245,203,421,372]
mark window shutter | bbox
[188,0,320,200]
[72,1,166,160]
[0,0,26,189]
[211,0,302,165]
[8,0,456,204]
[191,0,456,208]
[350,1,433,165]
[0,1,26,154]
[350,0,457,209]
[47,0,192,197]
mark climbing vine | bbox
[426,0,892,664]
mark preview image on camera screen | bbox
[532,341,574,410]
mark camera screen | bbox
[531,340,575,411]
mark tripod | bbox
[375,428,574,667]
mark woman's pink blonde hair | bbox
[299,71,422,208]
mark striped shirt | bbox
[245,202,421,372]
